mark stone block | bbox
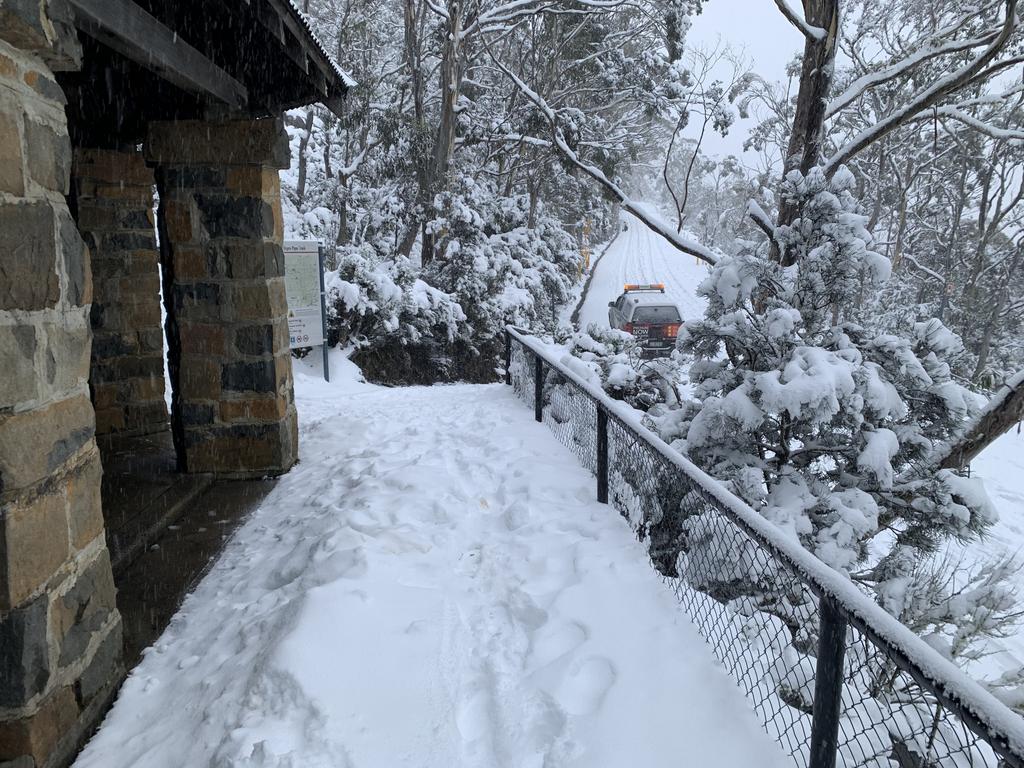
[74,148,153,186]
[234,324,274,357]
[0,202,59,311]
[119,299,161,329]
[213,242,284,280]
[219,397,287,423]
[0,686,79,766]
[74,201,117,231]
[178,356,221,400]
[0,394,95,495]
[92,184,154,204]
[179,322,226,356]
[0,486,71,611]
[93,408,125,435]
[24,117,70,193]
[75,620,122,708]
[100,231,155,253]
[0,325,38,407]
[90,332,138,360]
[173,282,222,318]
[0,594,49,707]
[160,166,226,190]
[24,68,67,103]
[0,0,50,51]
[41,318,91,395]
[118,274,161,300]
[0,110,24,196]
[274,353,294,391]
[146,118,290,169]
[129,374,166,402]
[225,166,280,198]
[123,401,168,431]
[194,194,274,240]
[0,51,17,78]
[171,246,206,281]
[60,210,91,306]
[222,359,276,393]
[185,418,295,475]
[53,550,117,668]
[231,279,287,321]
[161,198,196,243]
[67,450,103,551]
[180,402,215,426]
[137,328,165,354]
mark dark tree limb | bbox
[936,369,1024,470]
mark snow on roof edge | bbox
[284,0,358,90]
[508,325,1024,759]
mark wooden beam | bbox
[68,0,248,109]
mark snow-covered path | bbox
[76,365,788,768]
[576,213,711,331]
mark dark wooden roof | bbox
[58,0,351,146]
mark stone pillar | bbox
[73,148,168,437]
[145,118,298,477]
[0,7,124,768]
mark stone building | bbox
[0,0,348,765]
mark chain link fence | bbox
[505,327,1024,768]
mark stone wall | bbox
[146,119,298,477]
[0,5,123,767]
[73,148,168,437]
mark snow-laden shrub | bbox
[567,324,681,411]
[325,244,468,383]
[425,175,584,378]
[668,167,993,592]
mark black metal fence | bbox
[504,326,1024,768]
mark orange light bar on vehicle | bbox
[623,283,665,292]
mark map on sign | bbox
[283,241,325,349]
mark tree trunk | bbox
[295,108,315,205]
[771,0,840,267]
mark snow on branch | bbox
[745,200,778,243]
[931,106,1024,142]
[825,32,1000,119]
[773,0,826,40]
[483,42,719,266]
[824,0,1020,176]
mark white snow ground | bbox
[956,426,1024,669]
[576,211,711,332]
[75,350,788,768]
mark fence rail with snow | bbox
[504,326,1024,768]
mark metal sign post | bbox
[318,244,330,382]
[283,240,330,382]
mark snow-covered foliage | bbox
[672,167,994,599]
[325,246,465,348]
[423,176,583,371]
[565,324,681,411]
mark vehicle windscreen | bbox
[631,305,681,324]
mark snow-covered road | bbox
[76,358,788,768]
[576,213,711,331]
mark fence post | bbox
[534,353,544,422]
[809,596,848,768]
[504,329,512,385]
[596,406,608,503]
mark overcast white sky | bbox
[687,0,803,161]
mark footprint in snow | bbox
[529,621,588,669]
[557,657,616,716]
